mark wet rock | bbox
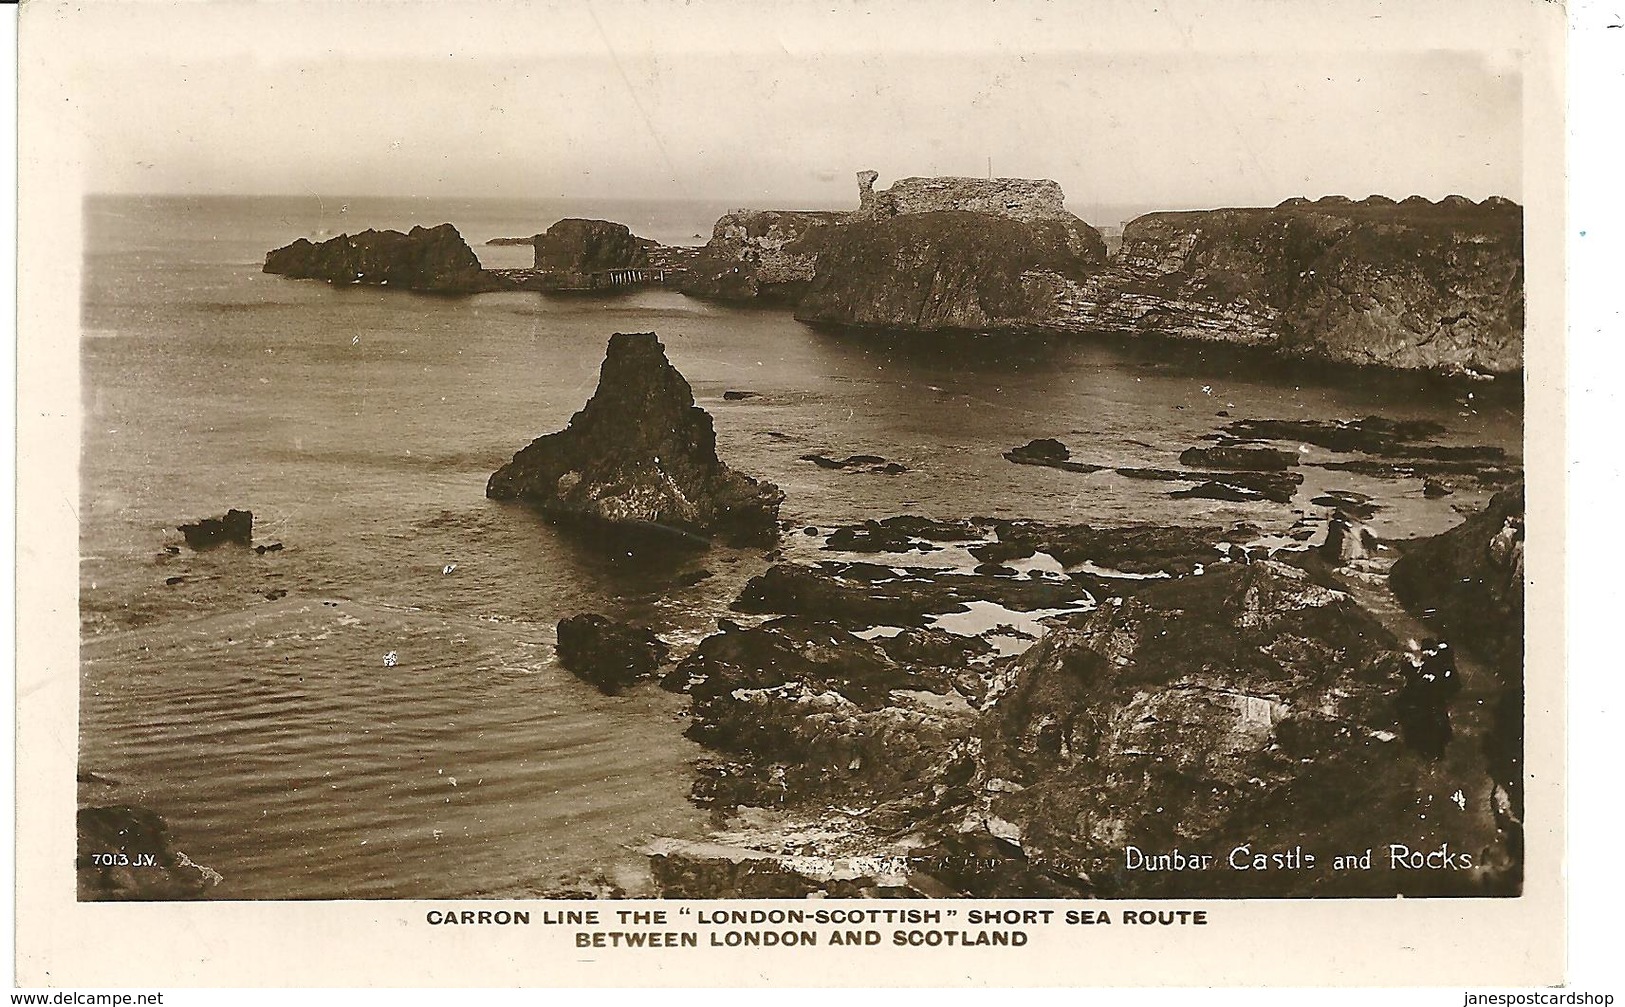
[969,560,1511,897]
[556,614,670,694]
[663,617,973,808]
[799,453,908,474]
[78,806,218,901]
[1179,445,1298,471]
[264,223,502,293]
[1220,416,1449,454]
[164,576,185,586]
[1004,438,1109,473]
[1169,481,1265,503]
[178,509,253,550]
[974,520,1230,576]
[731,562,1088,629]
[1423,479,1455,498]
[823,516,980,553]
[254,542,284,554]
[487,333,784,545]
[722,390,760,401]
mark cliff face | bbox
[486,332,783,545]
[1047,197,1524,373]
[678,210,849,302]
[263,223,502,293]
[794,210,1109,331]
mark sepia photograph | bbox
[13,0,1570,988]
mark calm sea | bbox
[78,194,1522,899]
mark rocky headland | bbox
[684,172,1523,376]
[486,332,784,545]
[1042,196,1524,374]
[263,223,504,294]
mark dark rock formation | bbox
[823,515,981,553]
[178,509,252,550]
[1004,438,1109,473]
[679,210,849,302]
[1220,416,1448,454]
[1179,445,1299,471]
[662,616,974,812]
[732,561,1087,629]
[798,453,907,474]
[794,210,1108,331]
[530,218,648,273]
[487,333,783,545]
[556,614,670,694]
[969,560,1514,897]
[78,805,218,900]
[263,223,502,293]
[1046,199,1523,374]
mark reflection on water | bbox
[79,196,1522,898]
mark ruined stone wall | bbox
[858,172,1071,223]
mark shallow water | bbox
[79,195,1522,898]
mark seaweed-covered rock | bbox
[555,614,669,694]
[487,333,784,545]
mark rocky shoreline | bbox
[262,170,1522,378]
[482,331,1527,900]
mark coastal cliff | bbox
[794,210,1108,331]
[1043,196,1524,374]
[487,332,783,545]
[728,174,1523,375]
[679,209,849,302]
[263,223,503,294]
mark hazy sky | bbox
[45,0,1528,210]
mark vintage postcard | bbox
[15,0,1565,987]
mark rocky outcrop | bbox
[678,210,849,302]
[178,509,253,550]
[1046,197,1523,374]
[1389,485,1525,666]
[555,614,670,694]
[78,805,219,901]
[653,508,1518,898]
[487,332,783,545]
[965,559,1514,897]
[263,223,503,293]
[531,218,649,272]
[794,210,1108,331]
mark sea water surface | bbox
[79,195,1522,899]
